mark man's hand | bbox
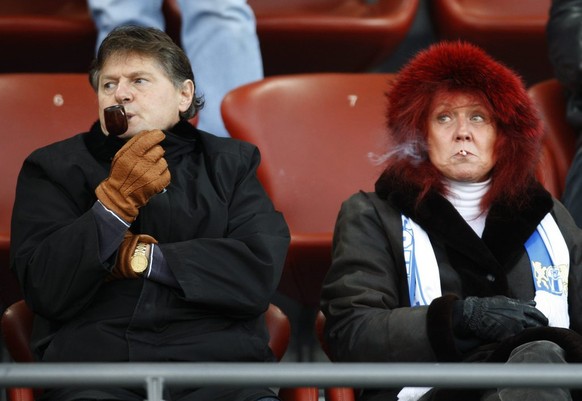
[95,129,171,222]
[108,232,158,281]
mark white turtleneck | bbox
[444,178,491,237]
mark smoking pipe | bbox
[104,104,128,136]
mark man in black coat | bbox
[10,25,289,401]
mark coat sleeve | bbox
[320,192,438,362]
[159,142,290,317]
[10,145,114,321]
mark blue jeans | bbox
[87,0,264,137]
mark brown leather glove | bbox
[95,129,171,222]
[108,232,158,281]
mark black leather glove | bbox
[452,296,549,342]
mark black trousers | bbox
[480,340,572,401]
[416,340,572,401]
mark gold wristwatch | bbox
[130,242,149,274]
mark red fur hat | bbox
[380,41,544,209]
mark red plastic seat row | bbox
[0,0,559,89]
[247,0,421,75]
[430,0,553,85]
[0,0,420,76]
[0,1,96,73]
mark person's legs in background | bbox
[87,0,262,137]
[87,0,166,50]
[177,0,264,137]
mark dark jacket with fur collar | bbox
[321,178,582,401]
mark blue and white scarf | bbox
[398,212,570,401]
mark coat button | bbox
[486,274,495,282]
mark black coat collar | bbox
[83,119,199,164]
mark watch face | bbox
[131,255,148,273]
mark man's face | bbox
[97,53,193,138]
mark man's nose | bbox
[114,82,132,104]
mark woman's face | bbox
[426,91,497,182]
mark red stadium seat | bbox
[0,73,98,310]
[1,299,37,401]
[164,0,420,76]
[528,79,577,199]
[429,0,553,85]
[0,0,96,73]
[222,73,393,306]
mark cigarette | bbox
[459,150,467,156]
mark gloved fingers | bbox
[495,295,521,306]
[125,129,165,155]
[112,129,166,164]
[455,296,551,344]
[498,298,548,327]
[116,152,168,189]
[109,233,141,280]
[136,233,158,245]
[141,144,166,163]
[122,233,141,257]
[483,303,548,339]
[149,168,171,194]
[488,299,548,326]
[128,130,165,156]
[120,160,170,197]
[112,232,158,280]
[523,307,549,327]
[489,296,539,314]
[486,295,519,309]
[111,139,166,179]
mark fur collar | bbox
[377,175,553,296]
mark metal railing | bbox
[2,362,582,401]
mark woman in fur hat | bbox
[320,41,582,401]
